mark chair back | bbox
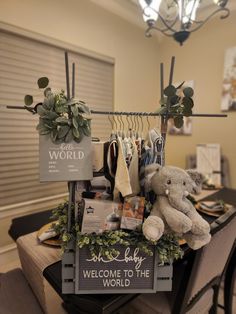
[187,209,236,303]
[172,209,236,314]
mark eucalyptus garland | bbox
[157,82,194,128]
[51,201,183,264]
[24,77,91,144]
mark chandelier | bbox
[139,0,230,45]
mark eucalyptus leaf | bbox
[81,113,92,120]
[72,127,80,139]
[24,95,33,106]
[71,104,78,116]
[43,94,55,110]
[183,87,194,98]
[182,97,194,109]
[65,129,73,143]
[37,77,49,89]
[78,103,90,114]
[82,124,91,137]
[74,130,84,143]
[183,108,192,117]
[55,116,69,124]
[58,125,70,139]
[46,111,58,120]
[34,103,43,113]
[164,85,176,97]
[43,122,54,129]
[72,117,78,129]
[36,105,47,116]
[44,87,52,97]
[174,116,184,128]
[183,102,193,112]
[170,95,180,105]
[67,99,79,106]
[77,116,84,127]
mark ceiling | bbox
[90,0,236,42]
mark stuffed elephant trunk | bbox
[166,190,191,214]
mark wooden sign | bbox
[74,245,158,294]
[39,135,93,182]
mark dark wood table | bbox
[9,188,236,314]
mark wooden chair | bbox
[0,268,43,314]
[120,209,236,314]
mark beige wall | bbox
[0,0,160,112]
[159,11,236,188]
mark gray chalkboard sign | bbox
[74,245,158,294]
[39,135,93,182]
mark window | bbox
[0,29,114,213]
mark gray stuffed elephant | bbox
[142,164,211,250]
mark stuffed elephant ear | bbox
[145,163,162,175]
[144,163,162,192]
[186,169,205,194]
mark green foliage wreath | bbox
[51,201,184,264]
[24,77,91,144]
[157,82,194,128]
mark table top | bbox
[10,187,236,314]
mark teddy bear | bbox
[142,164,211,250]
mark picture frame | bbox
[221,46,236,111]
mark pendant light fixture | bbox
[139,0,230,45]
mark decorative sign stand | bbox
[7,53,227,295]
[62,243,172,294]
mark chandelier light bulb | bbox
[139,0,162,22]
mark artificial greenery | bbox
[51,201,183,264]
[157,82,194,129]
[24,77,91,144]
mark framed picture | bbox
[221,46,236,111]
[168,80,194,136]
[196,143,221,186]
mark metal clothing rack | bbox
[5,53,228,233]
[90,110,227,118]
[6,106,227,118]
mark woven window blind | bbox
[0,30,114,209]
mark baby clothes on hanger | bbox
[150,128,164,165]
[129,137,140,196]
[107,133,118,178]
[139,128,164,199]
[113,136,132,202]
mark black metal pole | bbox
[65,52,71,101]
